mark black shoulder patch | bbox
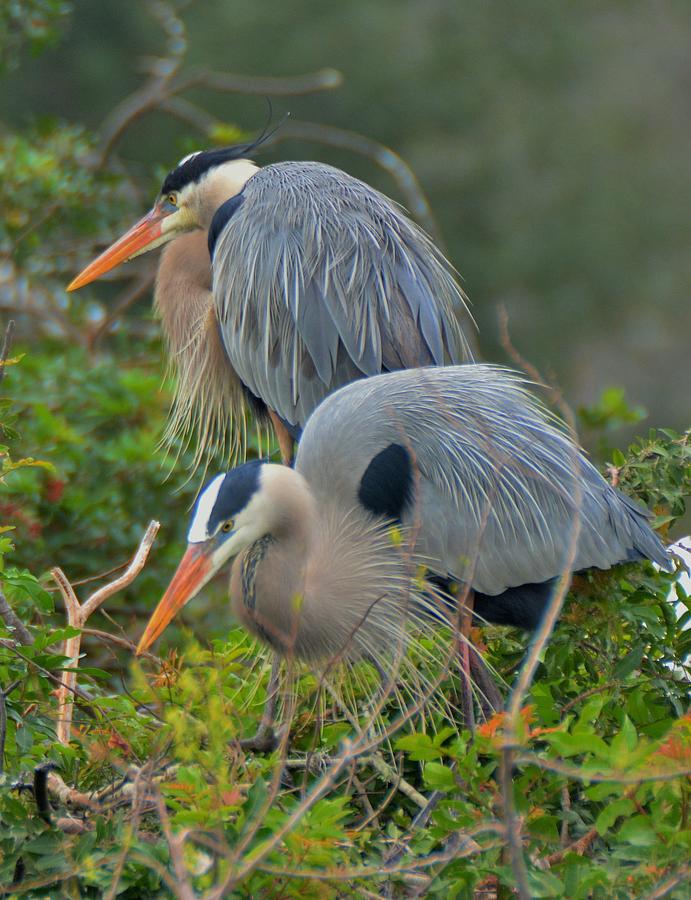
[358,443,413,522]
[208,460,264,533]
[161,144,254,195]
[208,193,245,259]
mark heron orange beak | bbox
[136,545,212,655]
[66,207,167,292]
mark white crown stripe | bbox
[188,474,225,543]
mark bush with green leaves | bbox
[0,342,689,896]
[1,5,689,895]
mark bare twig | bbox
[51,521,159,744]
[544,826,597,866]
[642,865,691,900]
[97,1,341,168]
[263,119,441,243]
[154,789,197,900]
[560,784,571,846]
[87,271,156,350]
[82,627,160,662]
[190,67,342,96]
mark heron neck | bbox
[154,231,246,462]
[196,160,259,230]
[155,230,212,345]
[231,499,420,665]
[230,501,316,655]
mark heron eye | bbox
[167,193,177,206]
[221,520,234,533]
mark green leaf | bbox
[617,816,657,847]
[423,762,457,791]
[395,732,443,761]
[614,645,644,679]
[595,798,635,835]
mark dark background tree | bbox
[0,4,689,896]
[2,0,689,434]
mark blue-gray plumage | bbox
[296,365,669,603]
[68,145,474,465]
[137,364,670,661]
[212,161,473,433]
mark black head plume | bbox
[161,108,290,196]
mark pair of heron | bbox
[68,136,669,709]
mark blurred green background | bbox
[3,0,689,432]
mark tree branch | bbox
[51,520,159,744]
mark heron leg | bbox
[239,655,282,753]
[469,644,503,717]
[458,590,475,732]
[268,410,295,465]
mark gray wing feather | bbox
[212,162,472,428]
[296,365,670,594]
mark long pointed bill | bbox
[136,545,212,655]
[67,208,167,292]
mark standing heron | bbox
[67,140,473,464]
[136,365,669,725]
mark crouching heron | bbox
[67,138,473,464]
[136,365,670,732]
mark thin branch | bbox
[494,312,587,895]
[189,67,342,96]
[154,789,197,900]
[642,865,691,900]
[499,747,530,899]
[51,521,160,744]
[262,119,441,243]
[544,826,597,866]
[82,520,160,619]
[43,560,130,592]
[82,627,160,662]
[87,271,156,350]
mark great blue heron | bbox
[136,365,669,720]
[67,141,473,464]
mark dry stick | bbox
[87,271,155,350]
[263,120,442,246]
[498,311,584,899]
[51,520,159,745]
[544,826,598,867]
[560,784,571,846]
[81,627,160,663]
[153,789,197,900]
[642,865,691,900]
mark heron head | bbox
[136,460,303,654]
[66,146,259,292]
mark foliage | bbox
[0,0,71,73]
[0,5,689,896]
[0,345,689,896]
[0,124,123,272]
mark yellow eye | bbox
[167,193,177,206]
[222,520,234,533]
